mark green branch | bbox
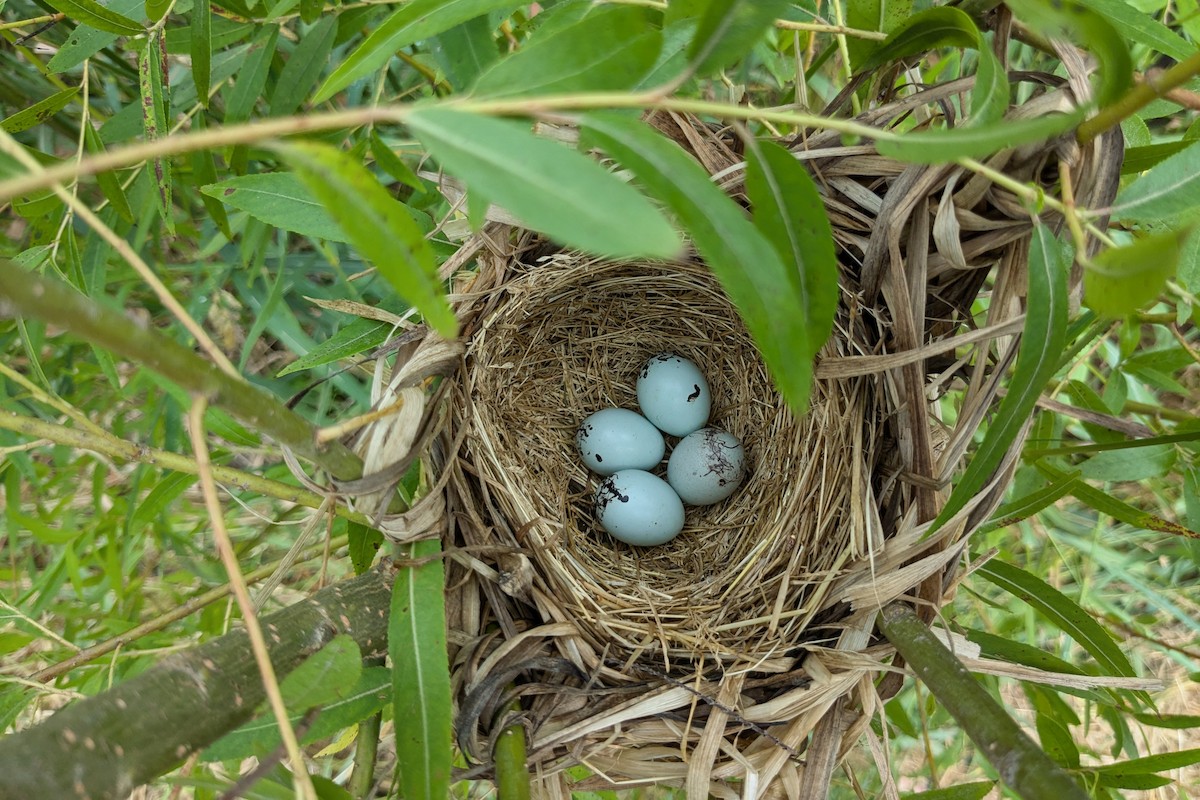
[0,259,363,481]
[877,602,1089,800]
[1078,51,1200,144]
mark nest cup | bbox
[355,43,1123,794]
[464,256,868,666]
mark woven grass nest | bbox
[354,42,1122,797]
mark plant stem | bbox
[877,602,1088,800]
[347,657,385,799]
[493,696,531,800]
[0,563,396,800]
[31,534,351,683]
[1077,51,1200,144]
[0,260,363,481]
[0,412,370,525]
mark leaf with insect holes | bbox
[931,223,1067,531]
[46,0,142,35]
[1084,227,1193,317]
[314,0,521,103]
[471,5,661,97]
[278,141,457,337]
[581,112,814,414]
[745,140,839,360]
[406,107,681,260]
[138,33,172,232]
[391,539,452,800]
[0,88,80,134]
[686,0,790,76]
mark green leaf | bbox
[46,0,143,72]
[299,0,320,25]
[1004,0,1131,106]
[471,5,661,97]
[201,667,390,762]
[45,0,143,35]
[858,8,978,73]
[429,14,499,91]
[391,538,452,800]
[369,132,425,193]
[269,15,337,117]
[278,635,363,711]
[348,522,385,575]
[1121,141,1196,175]
[981,469,1080,533]
[1039,462,1200,538]
[1084,227,1192,316]
[277,140,457,337]
[138,33,173,232]
[900,781,994,800]
[1093,773,1173,790]
[1079,443,1176,482]
[1092,747,1200,776]
[1035,712,1080,768]
[876,111,1084,164]
[964,628,1087,678]
[0,87,80,134]
[224,24,278,122]
[846,0,914,70]
[278,317,394,377]
[976,559,1138,679]
[130,471,197,530]
[190,0,212,104]
[1114,141,1200,222]
[581,112,814,414]
[1132,713,1200,730]
[145,0,168,22]
[191,115,232,239]
[406,108,681,260]
[686,0,790,76]
[1086,0,1195,63]
[745,139,839,359]
[314,0,521,103]
[201,172,349,242]
[83,124,134,224]
[932,224,1067,531]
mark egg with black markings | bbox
[636,353,711,437]
[594,469,685,546]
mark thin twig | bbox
[188,396,317,800]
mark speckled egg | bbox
[636,353,711,437]
[666,427,746,506]
[594,469,685,546]
[575,409,665,476]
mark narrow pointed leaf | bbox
[686,0,790,76]
[138,33,173,231]
[45,0,143,35]
[406,108,680,259]
[932,224,1067,531]
[1038,462,1200,538]
[858,8,978,73]
[876,111,1083,163]
[899,781,995,800]
[269,15,337,116]
[581,112,813,413]
[276,635,362,711]
[277,141,457,337]
[1091,748,1200,776]
[1113,140,1200,222]
[279,317,394,377]
[1082,0,1194,63]
[224,24,278,125]
[846,0,914,70]
[1084,227,1192,317]
[391,539,452,800]
[191,115,232,239]
[976,559,1138,678]
[201,172,349,242]
[190,0,212,103]
[430,15,499,90]
[745,140,838,359]
[471,5,661,97]
[314,0,520,103]
[0,87,80,134]
[369,132,425,193]
[46,0,143,72]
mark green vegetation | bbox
[1,0,1198,798]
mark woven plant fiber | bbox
[353,43,1123,798]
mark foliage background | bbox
[1,0,1199,798]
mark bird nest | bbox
[352,47,1121,798]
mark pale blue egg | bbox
[576,409,665,476]
[636,353,711,437]
[667,428,745,506]
[594,469,685,546]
